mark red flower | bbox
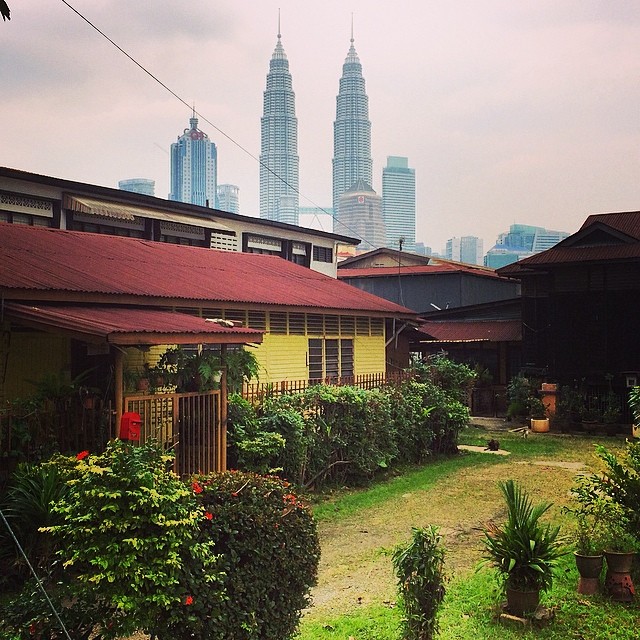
[76,450,89,460]
[184,595,194,606]
[192,481,203,494]
[204,511,213,520]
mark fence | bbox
[124,390,223,476]
[241,371,413,403]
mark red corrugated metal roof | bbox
[338,263,500,279]
[5,303,263,344]
[0,224,414,317]
[581,211,640,240]
[417,320,521,342]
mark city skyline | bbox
[1,1,638,252]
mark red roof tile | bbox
[417,320,521,342]
[0,224,415,317]
[581,211,640,240]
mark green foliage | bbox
[393,525,446,640]
[572,441,640,552]
[223,348,260,394]
[482,479,564,593]
[413,354,476,404]
[190,471,320,640]
[21,440,221,639]
[506,374,532,420]
[0,463,68,579]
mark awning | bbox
[416,320,521,343]
[64,195,232,230]
[4,303,263,346]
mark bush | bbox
[393,525,446,640]
[189,471,320,640]
[4,441,222,640]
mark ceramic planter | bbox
[574,552,604,594]
[530,418,550,433]
[604,551,636,602]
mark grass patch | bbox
[298,554,640,639]
[311,453,497,523]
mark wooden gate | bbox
[124,390,223,476]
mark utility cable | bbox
[59,0,377,249]
[0,507,73,640]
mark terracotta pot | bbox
[575,552,603,595]
[604,551,636,602]
[506,587,540,617]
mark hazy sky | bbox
[2,1,638,253]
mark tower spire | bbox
[351,12,354,43]
[278,7,281,40]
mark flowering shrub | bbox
[0,440,222,639]
[187,471,320,640]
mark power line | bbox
[59,0,377,250]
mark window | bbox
[313,245,334,263]
[308,338,354,381]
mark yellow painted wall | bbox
[254,334,308,381]
[354,335,386,374]
[3,331,71,400]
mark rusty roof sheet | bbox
[5,303,263,344]
[338,263,501,279]
[581,211,640,239]
[0,224,415,317]
[417,320,521,343]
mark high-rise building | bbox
[382,156,415,252]
[118,178,155,197]
[484,224,570,268]
[332,28,372,227]
[259,21,299,225]
[217,184,240,215]
[169,112,218,208]
[445,236,484,265]
[335,179,385,251]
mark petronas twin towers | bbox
[259,24,372,231]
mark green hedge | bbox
[228,359,473,488]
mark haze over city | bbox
[2,0,638,253]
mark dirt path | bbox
[305,439,588,621]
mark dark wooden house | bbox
[498,211,640,401]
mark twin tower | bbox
[260,28,375,238]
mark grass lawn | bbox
[297,425,639,639]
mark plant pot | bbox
[604,551,636,602]
[530,418,550,433]
[505,587,540,617]
[574,552,603,594]
[632,424,640,439]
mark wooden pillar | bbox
[219,345,228,472]
[114,347,124,438]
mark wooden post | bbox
[219,345,228,472]
[114,348,124,438]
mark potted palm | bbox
[482,479,565,616]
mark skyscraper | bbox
[259,20,299,225]
[445,236,484,265]
[336,179,385,251]
[217,184,240,215]
[332,27,372,229]
[169,112,218,208]
[382,156,415,252]
[118,178,155,197]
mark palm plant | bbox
[483,479,564,594]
